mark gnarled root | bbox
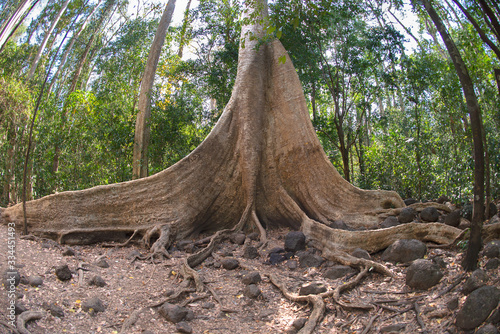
[17,311,44,334]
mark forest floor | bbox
[0,221,499,334]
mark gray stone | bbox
[4,270,20,288]
[483,240,500,258]
[298,253,324,268]
[399,207,417,223]
[323,265,355,280]
[268,252,286,265]
[381,216,400,228]
[43,302,64,317]
[55,264,72,281]
[221,258,239,270]
[176,321,193,334]
[456,286,500,330]
[62,247,76,256]
[28,276,43,287]
[485,258,500,270]
[230,233,246,245]
[292,318,307,330]
[158,302,188,323]
[462,204,473,221]
[437,195,451,204]
[15,302,27,315]
[247,232,260,241]
[201,302,215,309]
[243,246,259,259]
[462,269,488,295]
[82,297,106,314]
[284,231,306,252]
[420,207,440,222]
[243,284,261,299]
[406,259,443,290]
[95,259,110,268]
[299,282,327,295]
[444,210,461,227]
[447,297,459,310]
[404,198,418,206]
[351,248,371,260]
[88,275,107,287]
[287,260,298,270]
[381,239,427,264]
[476,324,499,334]
[241,271,261,285]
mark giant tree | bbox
[2,0,472,293]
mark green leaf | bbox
[278,55,286,64]
[267,25,276,35]
[293,17,300,30]
[276,28,282,39]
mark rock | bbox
[176,321,193,334]
[455,286,500,330]
[202,302,215,309]
[176,240,194,252]
[405,259,443,290]
[476,324,499,334]
[381,239,427,264]
[299,282,327,295]
[15,302,27,315]
[381,216,400,228]
[447,297,459,311]
[221,258,239,270]
[268,252,287,265]
[241,271,261,285]
[420,207,440,222]
[399,207,417,223]
[126,250,142,260]
[488,202,498,218]
[292,318,307,330]
[43,302,64,318]
[284,231,306,252]
[55,264,72,281]
[351,248,371,260]
[380,323,407,332]
[444,210,461,227]
[404,198,418,206]
[485,258,500,270]
[243,246,259,259]
[462,269,488,295]
[88,275,107,287]
[298,253,324,268]
[247,232,260,241]
[230,233,246,245]
[437,195,451,204]
[287,260,298,270]
[244,284,262,299]
[28,275,43,287]
[95,259,110,268]
[487,307,500,324]
[4,270,21,288]
[483,240,500,258]
[62,247,76,256]
[323,265,355,280]
[329,220,350,230]
[82,297,106,314]
[158,303,189,323]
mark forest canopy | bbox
[0,0,499,207]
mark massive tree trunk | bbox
[2,0,471,255]
[133,0,176,179]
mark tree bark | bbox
[421,0,485,271]
[0,0,37,50]
[132,0,176,179]
[1,0,422,255]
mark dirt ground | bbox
[1,223,499,334]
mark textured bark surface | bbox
[1,1,443,254]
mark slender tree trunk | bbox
[0,0,37,50]
[421,0,485,271]
[133,0,176,179]
[311,80,317,122]
[177,0,191,58]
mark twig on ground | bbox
[414,302,428,334]
[17,311,45,334]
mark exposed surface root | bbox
[102,229,140,248]
[269,274,325,334]
[17,311,45,334]
[330,266,372,309]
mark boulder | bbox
[298,253,324,268]
[381,239,427,264]
[243,246,259,259]
[221,258,239,270]
[455,286,500,330]
[444,210,461,227]
[399,207,417,224]
[462,269,488,295]
[158,303,189,323]
[241,271,261,285]
[299,282,327,295]
[284,231,306,252]
[405,259,443,290]
[82,297,106,314]
[55,264,72,281]
[380,216,400,228]
[323,265,355,280]
[420,207,440,222]
[243,284,262,299]
[483,240,500,259]
[351,248,371,260]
